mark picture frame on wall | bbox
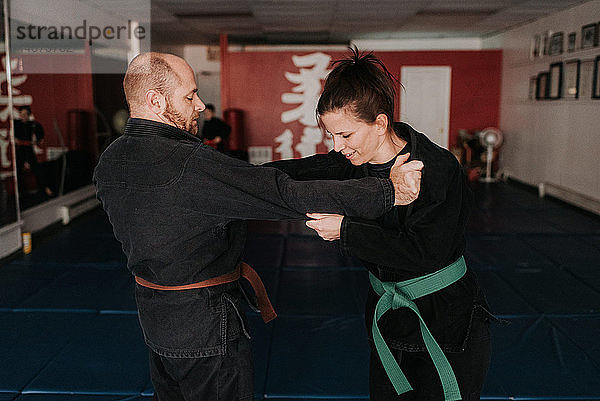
[542,31,552,55]
[564,59,580,99]
[593,55,600,99]
[531,34,541,59]
[580,59,595,98]
[568,32,577,52]
[529,76,537,99]
[581,23,599,49]
[549,32,564,55]
[536,71,550,100]
[548,62,563,99]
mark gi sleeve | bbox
[339,163,470,273]
[264,150,351,181]
[185,146,394,221]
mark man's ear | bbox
[145,90,166,114]
[375,113,389,136]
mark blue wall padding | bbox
[276,270,367,315]
[283,236,360,269]
[546,316,600,370]
[539,209,600,234]
[265,316,369,398]
[246,314,275,398]
[565,264,600,293]
[483,317,600,399]
[16,268,136,313]
[0,312,96,392]
[524,236,600,267]
[466,236,556,271]
[140,380,154,397]
[22,314,148,395]
[242,235,285,270]
[468,209,560,234]
[498,269,600,314]
[15,228,125,268]
[14,395,142,401]
[475,271,537,316]
[0,264,64,309]
[265,399,367,401]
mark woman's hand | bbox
[305,213,344,241]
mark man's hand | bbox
[305,213,343,241]
[390,153,423,205]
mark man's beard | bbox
[163,102,199,135]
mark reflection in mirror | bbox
[0,0,20,226]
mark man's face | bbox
[162,61,205,135]
[204,108,214,120]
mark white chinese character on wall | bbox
[0,55,32,169]
[274,129,294,160]
[0,56,33,122]
[276,52,331,159]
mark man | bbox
[201,103,231,152]
[14,106,53,199]
[93,52,423,401]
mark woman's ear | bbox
[145,90,166,114]
[375,113,389,135]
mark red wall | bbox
[378,51,503,148]
[23,73,96,154]
[1,52,95,192]
[225,49,502,158]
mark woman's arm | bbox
[307,164,470,273]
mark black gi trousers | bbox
[369,317,491,401]
[150,335,254,401]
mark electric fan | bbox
[478,127,503,183]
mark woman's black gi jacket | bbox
[267,122,491,352]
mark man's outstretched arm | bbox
[184,147,422,221]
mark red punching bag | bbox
[223,108,245,152]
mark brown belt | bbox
[135,262,276,323]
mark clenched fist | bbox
[390,153,423,205]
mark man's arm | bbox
[265,151,351,181]
[185,145,398,221]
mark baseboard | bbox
[0,221,23,259]
[21,185,100,233]
[508,177,600,216]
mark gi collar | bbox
[124,118,202,143]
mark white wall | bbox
[485,0,600,205]
[183,45,222,118]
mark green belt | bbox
[369,256,467,401]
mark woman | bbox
[267,48,492,400]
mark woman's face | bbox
[320,109,387,165]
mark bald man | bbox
[93,52,422,401]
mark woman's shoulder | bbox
[398,123,459,169]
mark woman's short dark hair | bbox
[317,47,398,133]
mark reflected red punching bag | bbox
[223,108,245,152]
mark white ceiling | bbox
[150,0,589,46]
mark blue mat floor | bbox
[1,181,600,400]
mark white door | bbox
[400,66,451,149]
